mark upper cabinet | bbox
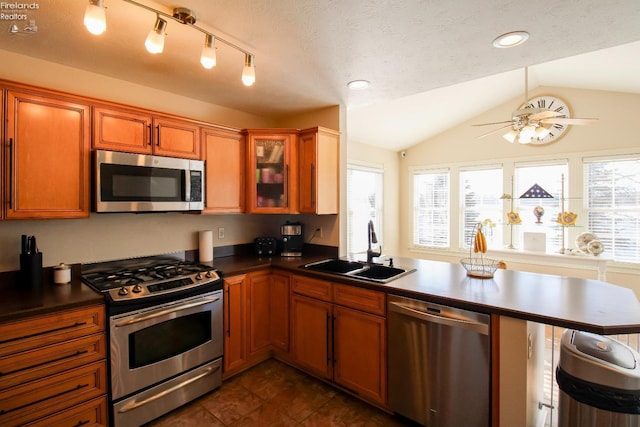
[298,127,340,214]
[201,126,244,214]
[93,105,200,159]
[245,129,298,214]
[4,88,91,219]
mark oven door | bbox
[109,290,223,400]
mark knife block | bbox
[19,252,43,290]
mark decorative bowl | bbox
[460,258,500,279]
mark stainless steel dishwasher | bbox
[388,294,491,427]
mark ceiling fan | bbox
[473,67,598,145]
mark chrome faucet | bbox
[367,220,381,263]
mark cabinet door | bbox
[246,271,271,356]
[93,106,153,154]
[201,126,244,213]
[270,271,290,352]
[245,130,298,213]
[298,127,339,214]
[333,305,387,405]
[291,294,332,379]
[153,116,200,159]
[223,275,247,373]
[5,90,90,219]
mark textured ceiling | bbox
[1,0,639,150]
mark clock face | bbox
[518,95,571,145]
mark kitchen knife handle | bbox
[8,138,13,209]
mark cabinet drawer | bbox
[292,275,332,302]
[0,333,106,391]
[333,284,386,316]
[24,396,108,427]
[0,305,105,357]
[0,361,107,427]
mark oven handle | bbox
[117,364,220,413]
[114,296,220,327]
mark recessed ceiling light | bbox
[348,80,370,90]
[492,31,529,48]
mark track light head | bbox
[84,0,107,35]
[242,54,256,86]
[200,34,217,69]
[145,16,167,54]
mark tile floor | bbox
[146,359,415,426]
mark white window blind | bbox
[460,167,503,250]
[347,165,383,256]
[412,170,450,248]
[584,156,640,263]
[514,162,568,251]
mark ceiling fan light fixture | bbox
[84,0,107,35]
[535,125,551,139]
[503,129,518,143]
[492,31,529,48]
[145,16,167,54]
[200,34,217,69]
[242,54,256,86]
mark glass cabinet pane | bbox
[255,138,286,208]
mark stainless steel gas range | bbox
[81,254,224,427]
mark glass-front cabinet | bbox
[245,129,298,213]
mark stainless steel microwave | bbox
[94,150,204,213]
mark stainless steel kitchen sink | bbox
[302,258,415,283]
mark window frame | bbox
[346,162,384,257]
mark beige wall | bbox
[0,50,341,272]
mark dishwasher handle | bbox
[389,301,489,335]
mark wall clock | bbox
[518,95,571,145]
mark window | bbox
[347,164,383,256]
[412,169,450,248]
[460,167,503,250]
[514,162,568,251]
[584,156,640,263]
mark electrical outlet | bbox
[315,227,323,238]
[218,227,225,239]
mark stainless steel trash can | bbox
[557,329,640,427]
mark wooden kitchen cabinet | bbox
[223,274,247,374]
[290,276,387,405]
[247,271,272,356]
[93,104,200,159]
[0,304,108,426]
[270,270,290,353]
[4,88,91,219]
[298,127,340,214]
[201,126,245,213]
[245,129,298,213]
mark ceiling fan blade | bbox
[529,110,564,121]
[477,124,513,139]
[472,120,514,127]
[540,117,599,125]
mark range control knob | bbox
[132,284,143,293]
[205,271,213,278]
[195,272,203,280]
[118,287,129,296]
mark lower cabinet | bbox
[0,305,108,427]
[291,275,387,405]
[223,270,291,378]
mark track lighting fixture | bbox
[200,34,217,69]
[84,0,107,35]
[145,15,167,54]
[83,0,256,85]
[242,54,256,86]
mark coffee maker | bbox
[281,221,304,256]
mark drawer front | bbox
[291,275,332,302]
[0,361,107,427]
[0,305,105,357]
[333,284,386,316]
[0,334,106,391]
[24,396,108,427]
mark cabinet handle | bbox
[0,321,88,345]
[73,420,91,427]
[8,138,13,209]
[0,383,89,415]
[285,165,289,206]
[156,125,160,146]
[326,312,331,365]
[0,349,89,377]
[147,124,152,146]
[310,163,315,207]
